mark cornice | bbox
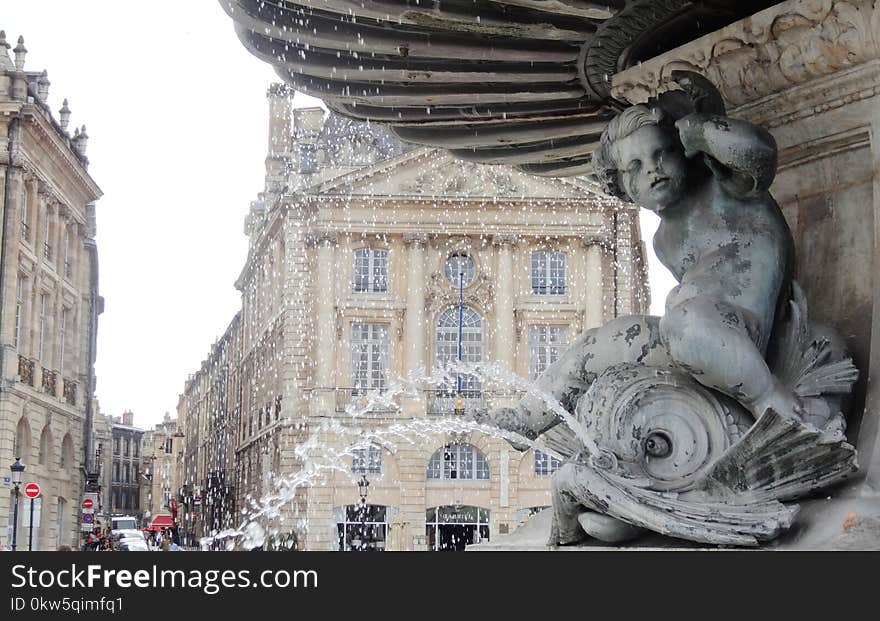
[611,0,880,111]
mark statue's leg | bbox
[660,294,801,420]
[549,463,643,545]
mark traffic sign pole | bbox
[23,483,41,551]
[29,498,35,551]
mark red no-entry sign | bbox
[24,483,40,499]
[82,498,94,509]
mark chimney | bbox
[13,35,26,71]
[266,83,292,159]
[122,410,133,426]
[37,70,49,101]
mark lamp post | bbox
[10,458,25,551]
[356,475,369,551]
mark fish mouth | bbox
[650,177,670,189]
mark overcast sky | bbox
[4,1,674,429]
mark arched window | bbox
[39,425,53,465]
[426,443,489,480]
[56,497,67,548]
[13,417,31,461]
[60,434,74,469]
[434,307,483,413]
[353,248,388,293]
[444,253,475,287]
[534,450,561,476]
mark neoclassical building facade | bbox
[0,32,102,550]
[179,85,649,550]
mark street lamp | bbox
[356,475,369,551]
[10,458,25,551]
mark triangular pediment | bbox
[303,148,608,201]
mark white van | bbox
[111,515,138,532]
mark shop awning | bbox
[150,514,174,529]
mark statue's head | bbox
[594,103,688,213]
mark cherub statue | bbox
[482,72,859,546]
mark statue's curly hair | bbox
[593,103,674,200]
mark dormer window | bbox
[299,143,317,173]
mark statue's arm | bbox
[675,113,778,195]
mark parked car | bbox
[118,540,150,552]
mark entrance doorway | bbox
[426,505,489,551]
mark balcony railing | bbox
[42,368,57,395]
[326,387,520,416]
[20,222,29,242]
[63,379,77,405]
[335,388,396,413]
[64,260,72,278]
[426,389,486,416]
[18,355,34,386]
[43,242,52,261]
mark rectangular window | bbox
[14,276,24,350]
[38,293,47,360]
[64,227,71,278]
[125,438,130,457]
[353,248,388,293]
[164,438,173,454]
[352,446,382,474]
[529,325,570,380]
[113,437,120,455]
[350,323,389,394]
[59,309,68,371]
[20,186,29,242]
[531,251,567,295]
[43,214,52,261]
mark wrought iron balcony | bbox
[18,355,34,386]
[43,241,52,261]
[335,388,396,413]
[20,222,28,242]
[42,368,57,395]
[427,389,485,416]
[63,379,77,405]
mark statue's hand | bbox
[669,70,726,115]
[474,407,534,452]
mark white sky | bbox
[4,1,676,429]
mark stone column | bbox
[581,236,606,331]
[402,234,427,416]
[493,235,517,410]
[0,166,23,380]
[492,235,516,371]
[403,234,427,374]
[312,231,337,415]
